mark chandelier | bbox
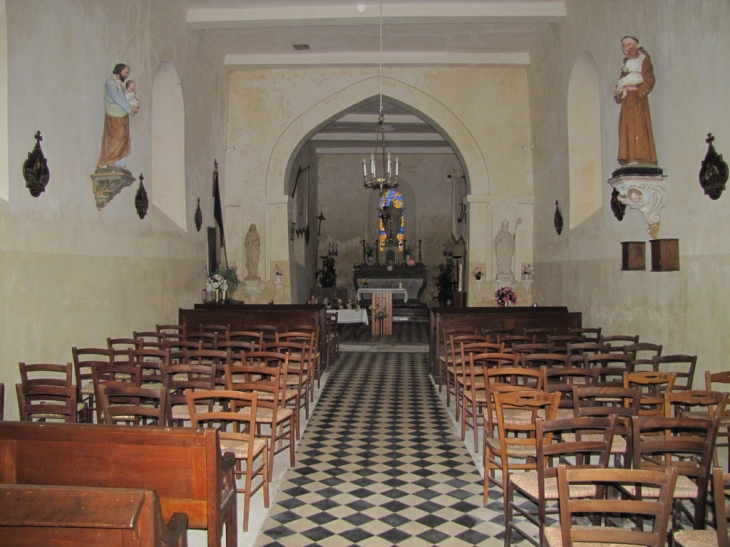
[362,2,398,193]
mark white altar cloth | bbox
[332,309,369,326]
[356,288,408,303]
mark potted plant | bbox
[206,266,241,301]
[317,255,337,287]
[435,258,456,307]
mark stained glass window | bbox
[378,189,405,250]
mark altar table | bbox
[333,309,369,325]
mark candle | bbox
[387,153,391,175]
[395,157,399,176]
[370,153,375,175]
[362,159,367,177]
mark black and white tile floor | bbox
[187,321,538,547]
[253,351,532,547]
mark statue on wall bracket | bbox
[699,133,728,200]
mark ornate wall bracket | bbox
[608,173,667,239]
[90,167,135,210]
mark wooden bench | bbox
[0,484,188,547]
[0,422,236,547]
[429,306,583,378]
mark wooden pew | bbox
[429,306,582,378]
[0,422,236,547]
[0,484,188,547]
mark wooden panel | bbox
[650,238,679,271]
[621,241,646,271]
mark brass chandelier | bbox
[362,1,398,193]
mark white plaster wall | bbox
[0,0,229,419]
[529,0,730,375]
[225,66,534,305]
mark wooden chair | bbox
[544,365,595,419]
[600,333,640,350]
[164,338,202,363]
[99,384,167,426]
[225,330,264,349]
[156,323,187,341]
[498,334,535,351]
[16,383,79,423]
[185,348,232,390]
[512,343,556,357]
[438,327,479,390]
[544,464,678,547]
[130,347,171,389]
[161,359,217,426]
[19,362,86,422]
[186,330,219,350]
[630,415,720,531]
[674,467,730,547]
[72,347,112,422]
[198,323,231,336]
[546,334,583,354]
[506,415,616,547]
[224,362,295,477]
[584,352,635,387]
[624,342,663,372]
[265,340,312,431]
[523,327,556,343]
[571,385,641,468]
[457,341,504,440]
[133,330,166,350]
[483,362,541,446]
[565,341,610,366]
[653,354,697,391]
[706,371,730,470]
[444,333,484,413]
[482,327,513,343]
[249,324,278,345]
[624,371,676,417]
[483,390,560,504]
[186,388,269,532]
[91,362,142,423]
[107,337,142,358]
[520,352,567,371]
[568,326,602,343]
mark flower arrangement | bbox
[206,266,241,294]
[494,286,517,307]
[276,264,284,276]
[521,263,534,277]
[473,267,484,280]
[361,278,370,288]
[370,304,389,319]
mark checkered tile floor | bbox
[254,351,529,547]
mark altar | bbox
[353,264,428,303]
[355,288,408,335]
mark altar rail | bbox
[429,306,582,378]
[182,303,327,364]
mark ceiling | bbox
[185,1,565,154]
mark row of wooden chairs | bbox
[488,388,726,547]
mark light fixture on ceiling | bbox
[362,1,398,194]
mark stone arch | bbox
[568,52,602,229]
[151,61,186,229]
[265,75,490,198]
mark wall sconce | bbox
[135,174,149,219]
[699,133,728,200]
[554,200,563,235]
[23,131,50,197]
[194,197,203,231]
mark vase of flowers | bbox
[206,266,241,302]
[521,263,534,281]
[494,286,517,307]
[370,304,389,335]
[473,267,484,280]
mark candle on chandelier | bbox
[387,153,391,175]
[395,157,399,176]
[362,159,367,177]
[370,153,375,175]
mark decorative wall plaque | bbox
[23,131,50,197]
[699,133,728,200]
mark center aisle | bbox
[254,351,506,547]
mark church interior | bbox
[1,0,730,545]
